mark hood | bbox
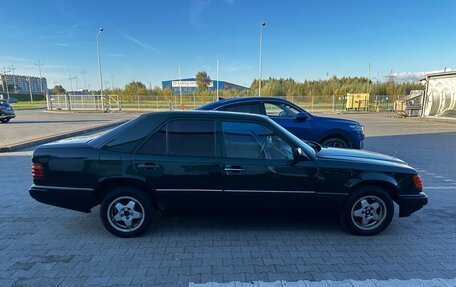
[311,115,360,126]
[317,147,406,165]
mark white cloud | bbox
[55,42,70,47]
[189,0,211,27]
[392,68,454,82]
[119,32,160,54]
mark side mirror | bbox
[295,112,310,122]
[289,147,306,165]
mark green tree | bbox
[195,71,211,92]
[124,81,147,95]
[52,85,66,94]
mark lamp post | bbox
[26,77,33,103]
[258,22,266,97]
[10,65,16,93]
[96,27,105,111]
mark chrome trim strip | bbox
[156,189,223,192]
[316,192,349,196]
[225,189,316,194]
[32,184,94,191]
[398,194,427,197]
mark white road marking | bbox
[189,278,456,287]
[425,186,456,190]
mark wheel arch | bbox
[94,177,156,207]
[350,173,399,200]
[319,132,352,148]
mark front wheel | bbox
[321,137,348,148]
[0,118,10,123]
[340,185,394,236]
[100,186,154,237]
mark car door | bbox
[263,101,317,142]
[129,119,223,214]
[219,120,318,213]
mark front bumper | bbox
[29,184,96,213]
[397,191,428,217]
[0,114,15,119]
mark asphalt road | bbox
[0,113,455,286]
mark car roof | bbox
[197,97,289,110]
[141,110,269,121]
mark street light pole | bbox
[96,27,105,111]
[258,22,266,97]
[35,60,44,94]
[27,77,33,103]
[216,59,219,101]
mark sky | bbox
[1,0,456,91]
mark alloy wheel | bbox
[350,195,386,231]
[107,196,145,232]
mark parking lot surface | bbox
[0,110,140,149]
[0,113,455,286]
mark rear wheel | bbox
[340,185,394,236]
[321,137,348,148]
[100,186,154,237]
[0,118,10,123]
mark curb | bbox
[0,120,126,153]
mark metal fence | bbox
[47,94,120,111]
[47,94,397,112]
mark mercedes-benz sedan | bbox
[29,111,427,237]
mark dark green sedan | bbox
[29,111,427,237]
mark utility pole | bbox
[68,75,76,95]
[258,22,266,97]
[216,59,219,101]
[35,60,45,94]
[27,77,33,103]
[74,76,79,92]
[10,65,17,93]
[81,70,88,93]
[2,67,11,99]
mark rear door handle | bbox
[137,162,159,169]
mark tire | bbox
[340,185,394,236]
[100,186,154,237]
[321,137,349,148]
[0,118,10,123]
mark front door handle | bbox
[224,166,246,174]
[137,162,159,169]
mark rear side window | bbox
[99,116,163,153]
[220,103,262,114]
[138,119,217,157]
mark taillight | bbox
[32,163,44,179]
[413,174,423,190]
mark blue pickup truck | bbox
[197,97,365,149]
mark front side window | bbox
[221,121,293,160]
[220,103,261,114]
[138,119,216,157]
[264,102,300,118]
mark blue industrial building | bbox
[162,78,249,94]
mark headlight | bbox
[349,124,364,134]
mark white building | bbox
[0,74,47,95]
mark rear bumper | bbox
[0,114,15,119]
[397,192,428,217]
[29,184,96,213]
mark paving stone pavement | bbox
[0,114,455,286]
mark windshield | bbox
[88,115,144,148]
[267,118,316,157]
